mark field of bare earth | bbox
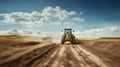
[0,35,120,67]
[82,38,120,67]
[0,35,55,67]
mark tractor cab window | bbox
[64,29,72,34]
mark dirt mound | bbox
[83,40,120,56]
[0,44,56,67]
[83,40,120,67]
[10,41,41,47]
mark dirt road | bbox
[0,43,112,67]
[36,44,108,67]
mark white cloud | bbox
[0,28,18,35]
[0,14,8,16]
[4,12,31,23]
[110,27,118,32]
[79,12,83,15]
[72,17,85,22]
[0,26,120,38]
[41,6,76,20]
[0,6,84,28]
[0,28,41,36]
[75,26,120,38]
[0,28,60,38]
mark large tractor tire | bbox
[61,39,64,44]
[61,35,65,44]
[71,36,76,44]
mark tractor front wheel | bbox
[61,39,64,44]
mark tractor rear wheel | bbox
[71,36,75,44]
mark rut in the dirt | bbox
[0,45,57,67]
[36,44,108,67]
[0,44,109,67]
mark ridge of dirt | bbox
[0,44,56,67]
[81,45,120,67]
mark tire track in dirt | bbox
[33,45,63,67]
[58,45,71,67]
[76,45,108,67]
[40,45,62,67]
[0,43,52,65]
[32,45,60,67]
[0,44,56,67]
[69,44,108,67]
[50,45,66,67]
[0,44,109,67]
[38,44,82,67]
[37,44,108,67]
[63,45,81,67]
[38,47,58,67]
[72,45,99,67]
[25,45,56,67]
[69,45,86,67]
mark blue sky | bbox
[0,0,120,38]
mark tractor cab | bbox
[64,28,72,34]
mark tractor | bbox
[61,28,76,44]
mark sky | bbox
[0,0,120,38]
